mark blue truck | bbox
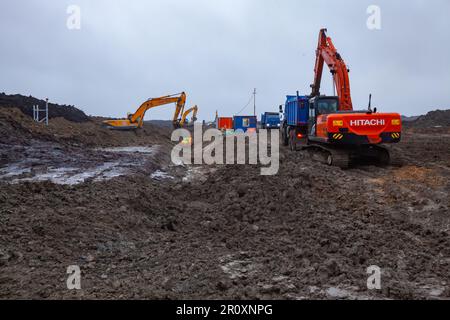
[280,92,310,150]
[261,112,281,129]
[233,115,257,133]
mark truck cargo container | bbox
[233,116,257,133]
[217,117,233,131]
[261,112,281,129]
[285,94,309,126]
[280,93,310,150]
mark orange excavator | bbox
[175,105,198,128]
[103,92,187,130]
[282,29,402,167]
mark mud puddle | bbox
[0,142,163,185]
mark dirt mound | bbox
[401,115,419,122]
[0,93,89,123]
[146,120,174,128]
[0,97,449,299]
[406,109,450,128]
[0,107,172,147]
[0,129,449,300]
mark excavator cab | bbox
[316,97,339,115]
[308,96,339,139]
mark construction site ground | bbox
[0,107,449,300]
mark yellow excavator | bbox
[175,105,198,128]
[103,92,187,130]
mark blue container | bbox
[285,95,309,126]
[233,116,257,132]
[261,112,281,129]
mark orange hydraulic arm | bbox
[178,105,198,127]
[310,29,353,111]
[131,92,187,128]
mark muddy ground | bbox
[0,107,449,300]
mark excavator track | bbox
[356,145,405,167]
[302,143,405,168]
[370,145,390,166]
[326,149,350,168]
[303,144,350,168]
[371,145,404,167]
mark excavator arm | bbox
[103,92,186,130]
[171,93,187,128]
[310,28,353,111]
[178,105,198,127]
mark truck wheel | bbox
[281,128,289,146]
[289,131,297,151]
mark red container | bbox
[217,117,233,130]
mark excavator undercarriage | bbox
[303,143,393,168]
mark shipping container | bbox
[285,95,309,126]
[217,117,233,130]
[233,116,257,132]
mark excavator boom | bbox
[311,28,353,111]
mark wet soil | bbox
[0,108,449,300]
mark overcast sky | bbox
[1,0,449,120]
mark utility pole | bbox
[253,88,257,116]
[45,98,49,126]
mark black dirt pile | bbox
[0,130,449,300]
[0,93,89,123]
[0,107,172,148]
[401,115,419,123]
[405,109,450,130]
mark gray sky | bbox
[1,0,449,120]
